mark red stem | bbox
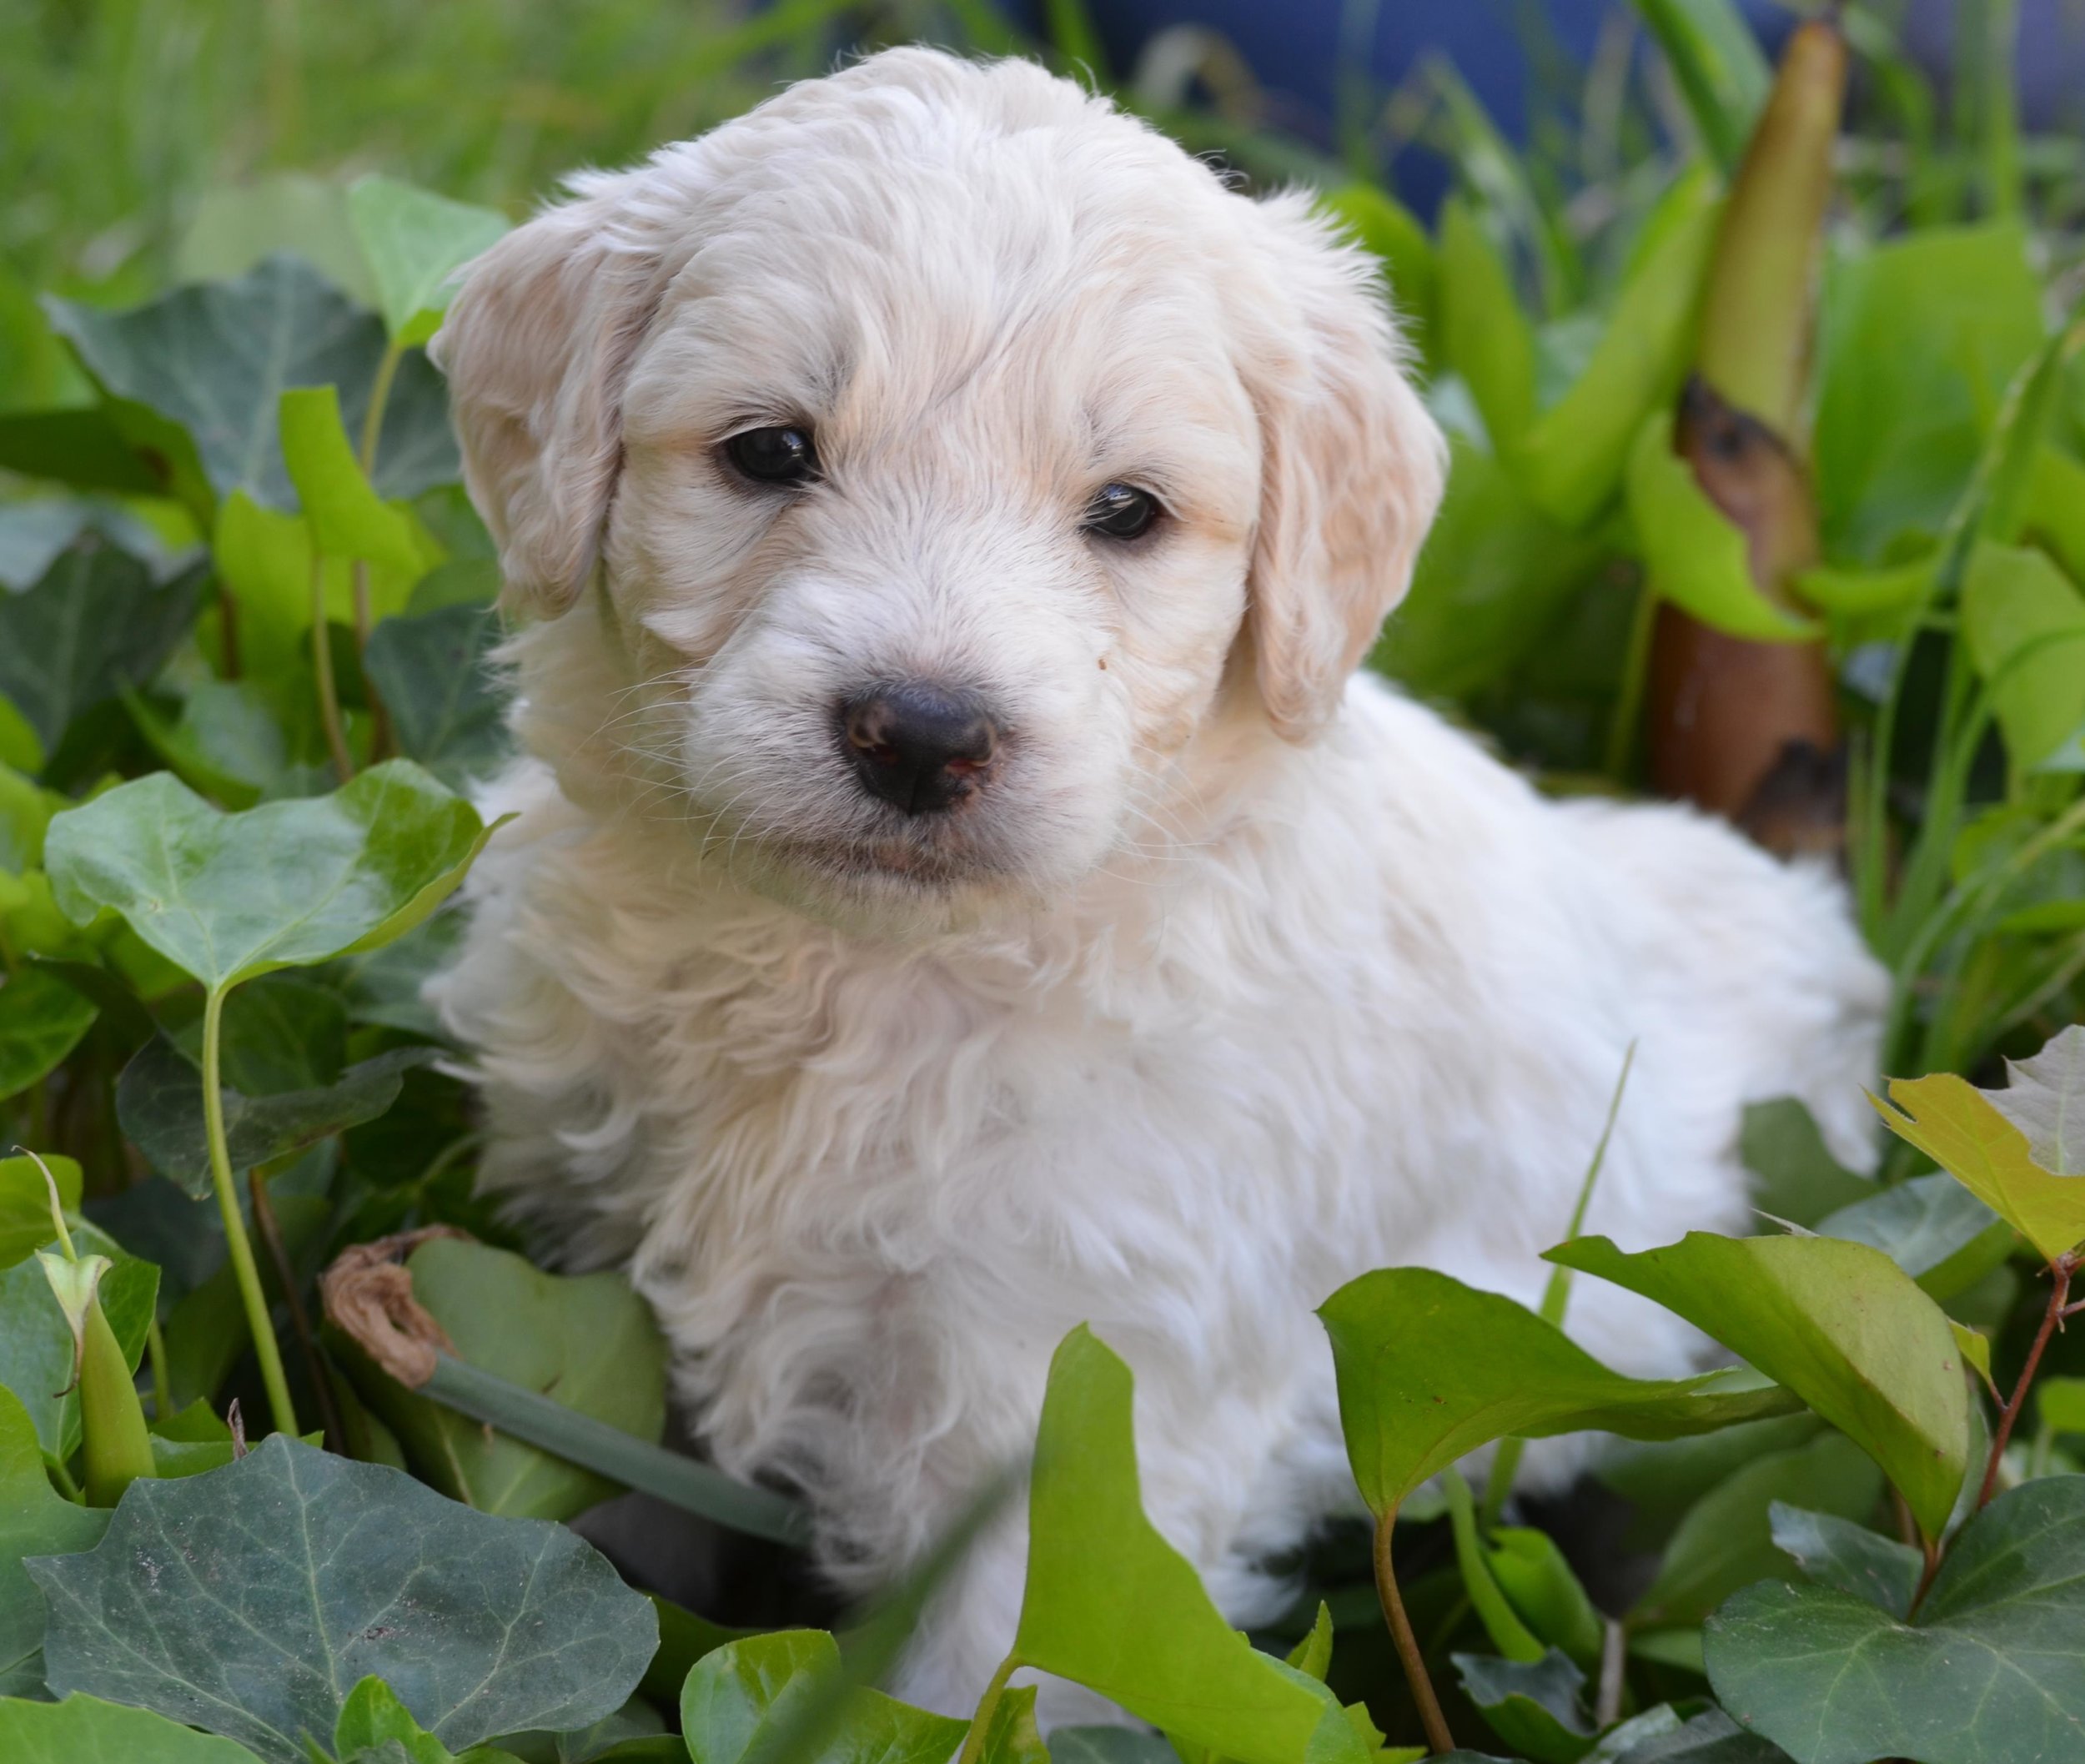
[1978,1255,2075,1510]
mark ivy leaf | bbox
[1811,1174,2012,1301]
[0,1384,109,1696]
[1545,1234,1972,1538]
[1044,1733,1178,1764]
[364,605,510,790]
[347,177,510,348]
[0,967,98,1103]
[975,1683,1049,1764]
[45,254,459,512]
[0,537,207,766]
[1595,1706,1791,1761]
[1987,1025,2085,1178]
[1625,415,1819,643]
[336,1236,667,1520]
[678,1630,967,1764]
[117,1033,437,1199]
[28,1435,656,1764]
[1768,1502,1922,1621]
[1705,1476,2085,1764]
[1012,1327,1369,1764]
[279,385,425,573]
[1740,1099,1872,1231]
[1873,1038,2085,1264]
[0,1693,261,1762]
[1451,1651,1595,1763]
[1318,1267,1799,1517]
[0,1245,156,1460]
[45,761,502,993]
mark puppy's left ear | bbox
[1237,195,1446,743]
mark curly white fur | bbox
[429,48,1887,1721]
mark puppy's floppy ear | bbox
[431,174,664,618]
[1237,195,1447,742]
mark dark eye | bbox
[725,425,818,485]
[1083,482,1160,541]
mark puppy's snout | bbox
[840,684,999,816]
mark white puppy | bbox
[430,48,1886,1719]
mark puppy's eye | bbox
[1083,483,1161,541]
[724,425,819,485]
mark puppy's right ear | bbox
[432,177,662,618]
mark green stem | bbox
[201,986,298,1437]
[146,1315,172,1423]
[955,1651,1022,1764]
[1374,1507,1455,1755]
[1604,574,1658,781]
[47,1455,81,1502]
[311,553,354,782]
[359,340,403,476]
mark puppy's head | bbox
[437,49,1443,917]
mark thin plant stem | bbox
[1374,1510,1455,1756]
[353,339,404,762]
[249,1166,343,1450]
[1482,1042,1635,1527]
[1977,1254,2074,1510]
[145,1315,171,1423]
[47,1455,81,1502]
[311,553,354,782]
[218,584,242,678]
[954,1652,1022,1764]
[201,987,298,1437]
[1603,573,1658,781]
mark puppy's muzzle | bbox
[839,684,999,816]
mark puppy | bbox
[430,48,1886,1721]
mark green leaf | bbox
[347,177,510,348]
[1451,1651,1594,1764]
[1811,1174,2013,1301]
[1705,1476,2085,1764]
[1624,415,1819,641]
[1873,1043,2085,1264]
[0,1245,156,1460]
[1285,1602,1335,1682]
[279,385,425,572]
[1629,1432,1882,1628]
[1960,540,2085,770]
[45,761,500,993]
[1768,1501,1922,1621]
[1595,1706,1789,1761]
[1445,1466,1545,1662]
[1812,224,2045,562]
[638,1596,756,1708]
[342,1236,666,1520]
[46,254,460,512]
[1545,1234,1972,1538]
[336,1676,455,1764]
[0,1383,109,1696]
[1520,174,1719,529]
[0,408,163,496]
[0,1692,262,1762]
[1012,1326,1367,1763]
[0,1151,83,1269]
[1372,432,1605,699]
[1319,1267,1799,1517]
[117,1033,436,1199]
[1438,197,1536,452]
[0,537,207,763]
[1045,1733,1177,1764]
[364,605,510,790]
[0,967,98,1102]
[678,1630,967,1764]
[1630,0,1771,168]
[28,1435,656,1764]
[2022,445,2085,581]
[175,175,376,307]
[1486,1526,1607,1671]
[977,1682,1050,1764]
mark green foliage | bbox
[28,1436,657,1763]
[1706,1477,2085,1764]
[3,13,2084,1764]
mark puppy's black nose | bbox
[840,685,998,815]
